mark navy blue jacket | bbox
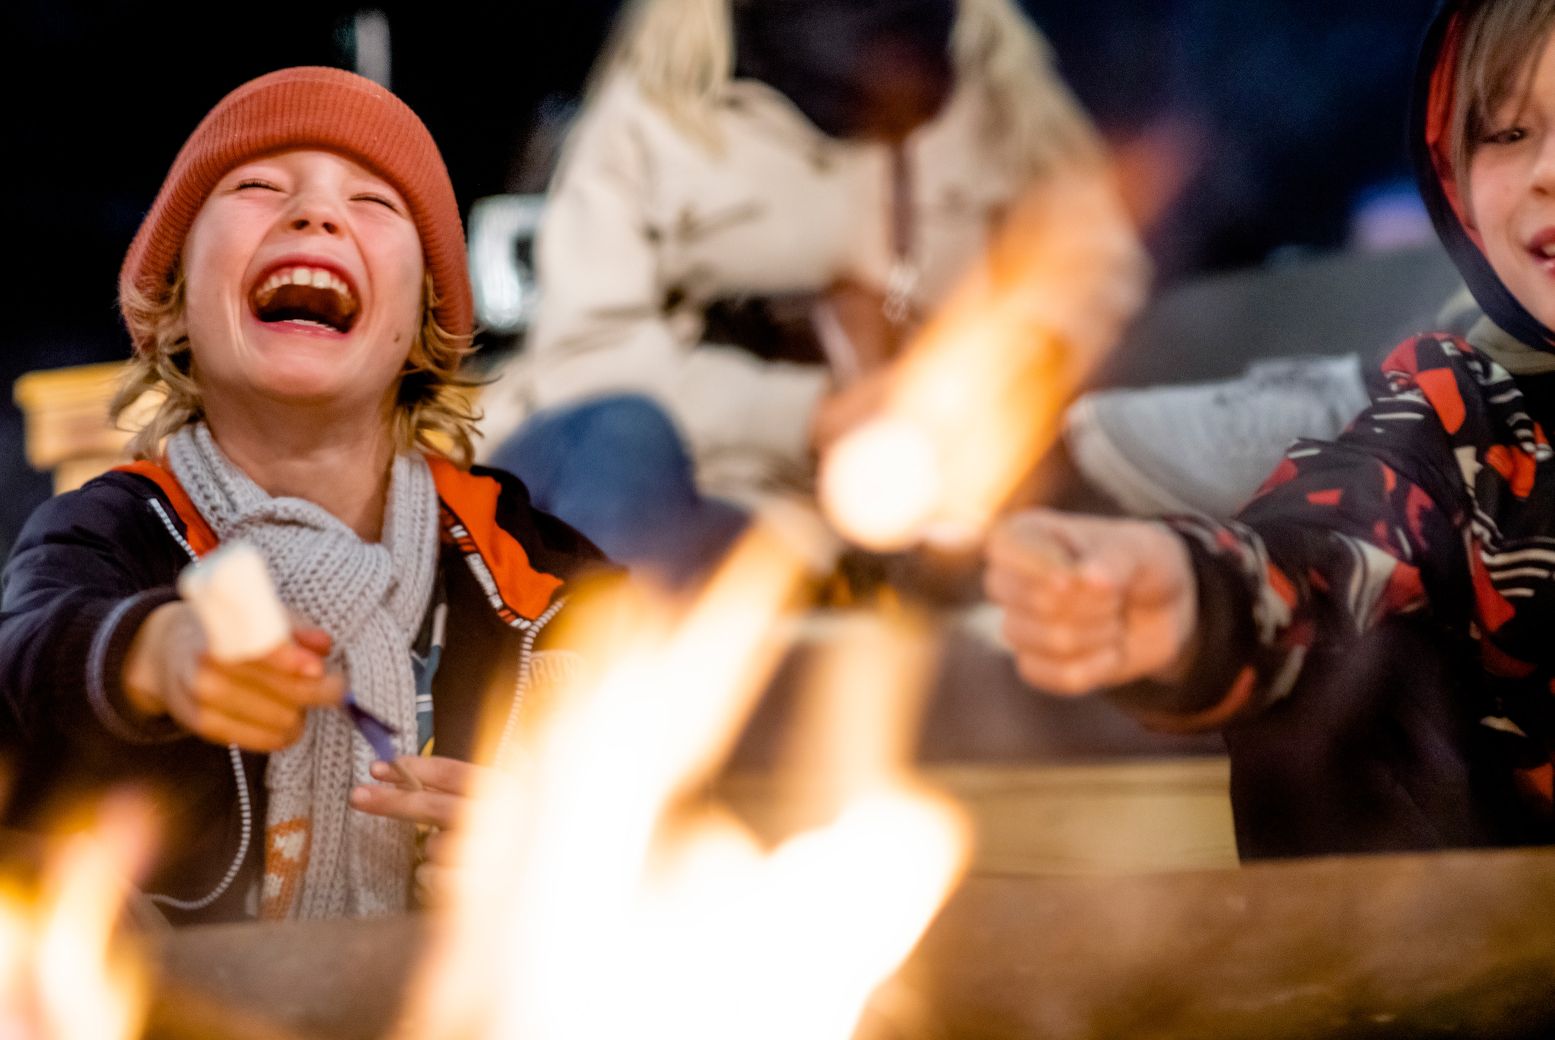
[0,461,609,923]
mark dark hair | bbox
[1451,0,1555,189]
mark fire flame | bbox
[819,166,1150,551]
[407,525,970,1040]
[0,798,152,1040]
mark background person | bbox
[478,0,1148,586]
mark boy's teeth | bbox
[254,266,359,311]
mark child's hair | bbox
[597,0,1101,175]
[1451,0,1555,186]
[113,269,480,465]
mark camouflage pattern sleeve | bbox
[1142,335,1501,731]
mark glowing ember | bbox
[0,798,152,1040]
[406,529,969,1040]
[818,416,942,552]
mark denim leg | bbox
[490,394,748,585]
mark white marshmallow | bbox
[177,542,291,662]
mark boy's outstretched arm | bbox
[988,341,1473,732]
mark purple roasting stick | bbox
[343,695,423,790]
[344,694,401,764]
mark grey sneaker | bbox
[1063,354,1371,517]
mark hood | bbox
[1410,0,1555,351]
[732,0,956,143]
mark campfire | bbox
[402,525,970,1040]
[10,155,1555,1040]
[0,795,153,1040]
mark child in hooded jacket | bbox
[986,0,1555,857]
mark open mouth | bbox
[250,264,360,333]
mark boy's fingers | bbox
[986,516,1078,585]
[374,755,480,796]
[421,828,456,864]
[188,670,310,733]
[985,567,1121,622]
[350,784,464,830]
[179,705,302,753]
[414,861,453,906]
[292,627,333,657]
[1001,613,1123,662]
[988,516,1141,603]
[214,656,344,708]
[1012,645,1127,697]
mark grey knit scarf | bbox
[168,423,440,919]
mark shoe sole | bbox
[1063,395,1207,518]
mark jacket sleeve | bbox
[1,478,268,922]
[0,479,189,761]
[519,81,829,473]
[1113,337,1475,732]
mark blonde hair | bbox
[113,270,480,466]
[1451,0,1555,191]
[601,0,1103,174]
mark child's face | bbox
[1469,30,1555,331]
[180,148,425,418]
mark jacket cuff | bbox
[1106,528,1259,729]
[86,588,187,744]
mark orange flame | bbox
[407,527,969,1039]
[820,165,1151,551]
[0,796,153,1040]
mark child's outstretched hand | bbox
[350,755,484,906]
[984,509,1198,696]
[121,602,344,752]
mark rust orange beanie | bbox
[119,66,472,353]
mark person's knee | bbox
[497,394,686,485]
[564,394,686,467]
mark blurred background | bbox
[0,0,1443,558]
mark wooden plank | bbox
[145,847,1555,1040]
[718,758,1239,876]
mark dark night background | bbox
[0,0,1440,554]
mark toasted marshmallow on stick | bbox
[177,542,290,662]
[178,542,421,786]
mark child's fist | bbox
[984,509,1197,695]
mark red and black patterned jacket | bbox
[1122,0,1555,851]
[1155,334,1555,836]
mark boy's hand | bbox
[984,509,1197,696]
[122,601,344,752]
[350,755,485,906]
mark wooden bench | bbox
[12,362,152,494]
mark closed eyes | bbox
[352,192,403,213]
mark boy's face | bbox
[1469,31,1555,331]
[179,148,425,418]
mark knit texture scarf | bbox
[167,424,440,919]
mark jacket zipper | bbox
[143,497,254,914]
[493,596,568,764]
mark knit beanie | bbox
[119,66,471,353]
